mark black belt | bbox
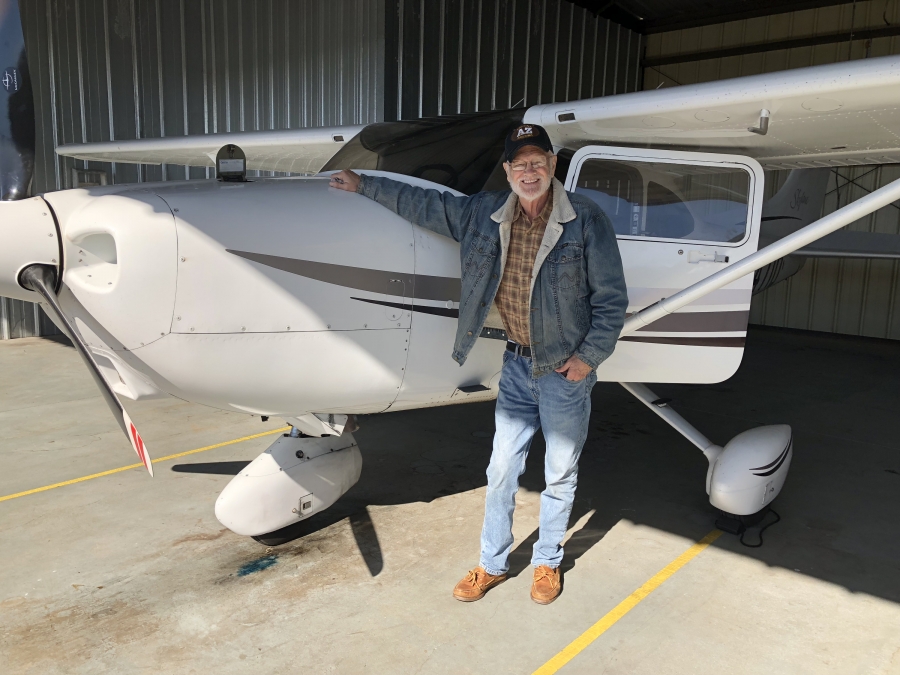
[506,341,532,358]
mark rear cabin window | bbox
[574,159,751,244]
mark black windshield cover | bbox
[0,1,34,201]
[323,109,525,195]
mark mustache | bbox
[509,174,551,198]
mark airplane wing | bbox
[56,125,366,175]
[796,229,900,259]
[525,55,900,170]
[55,56,900,175]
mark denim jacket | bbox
[357,175,628,376]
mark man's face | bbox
[504,147,557,202]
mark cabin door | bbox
[565,146,764,383]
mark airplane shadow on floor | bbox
[169,328,900,604]
[169,392,679,582]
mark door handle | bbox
[687,250,729,264]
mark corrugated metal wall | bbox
[4,0,385,340]
[22,0,385,191]
[755,165,900,339]
[4,0,641,340]
[384,0,642,121]
[643,0,900,340]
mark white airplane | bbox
[4,55,900,542]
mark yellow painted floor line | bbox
[0,426,290,503]
[532,529,723,675]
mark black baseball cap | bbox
[505,124,553,162]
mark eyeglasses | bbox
[509,159,548,172]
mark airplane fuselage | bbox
[4,155,762,420]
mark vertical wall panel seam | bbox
[886,258,899,337]
[506,0,515,108]
[456,0,464,113]
[806,258,819,330]
[601,19,609,96]
[238,0,245,131]
[397,0,404,119]
[537,0,546,103]
[438,0,446,115]
[201,1,210,177]
[522,1,532,108]
[490,0,499,109]
[588,17,597,97]
[179,0,188,178]
[210,1,218,133]
[612,22,620,93]
[551,0,559,101]
[223,1,232,133]
[154,0,166,179]
[102,0,116,183]
[201,0,209,136]
[576,8,585,97]
[74,0,86,148]
[418,0,424,117]
[130,0,142,182]
[0,297,8,340]
[474,0,482,110]
[634,34,642,91]
[564,5,572,98]
[268,0,274,131]
[253,6,259,130]
[284,0,291,128]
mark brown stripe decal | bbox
[227,250,461,301]
[621,336,746,348]
[229,251,748,341]
[351,297,458,318]
[636,311,749,333]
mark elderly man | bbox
[330,123,627,604]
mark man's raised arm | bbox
[329,169,476,243]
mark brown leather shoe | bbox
[531,565,562,604]
[452,567,507,602]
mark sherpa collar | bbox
[490,177,576,226]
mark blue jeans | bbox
[480,349,596,576]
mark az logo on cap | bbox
[514,125,536,139]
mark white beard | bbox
[509,173,552,202]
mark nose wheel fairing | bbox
[215,432,362,537]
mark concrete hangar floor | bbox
[0,327,898,674]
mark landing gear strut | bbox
[621,382,793,522]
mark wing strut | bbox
[621,175,900,338]
[19,264,154,476]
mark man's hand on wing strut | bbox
[555,354,593,382]
[329,169,361,192]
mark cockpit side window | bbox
[572,161,643,236]
[574,158,750,244]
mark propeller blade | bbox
[19,264,154,476]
